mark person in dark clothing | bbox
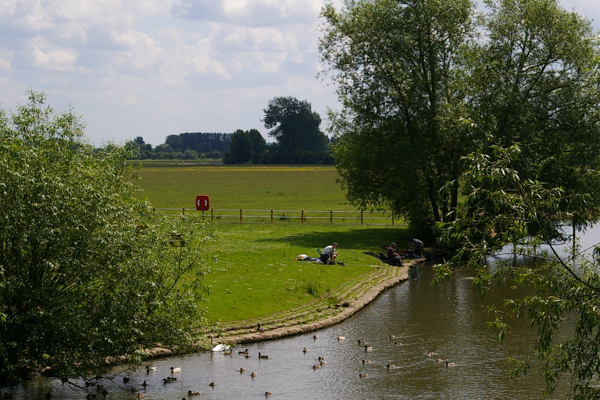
[387,242,403,266]
[408,238,424,257]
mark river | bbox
[5,260,575,400]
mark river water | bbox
[6,261,574,400]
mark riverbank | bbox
[205,258,424,347]
[144,258,424,358]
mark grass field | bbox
[131,163,353,211]
[130,163,411,325]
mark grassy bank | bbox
[130,164,411,325]
[200,223,410,323]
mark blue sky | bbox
[1,0,598,147]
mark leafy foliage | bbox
[0,92,210,382]
[319,0,477,238]
[470,0,600,229]
[319,0,600,240]
[436,140,600,399]
[262,96,330,163]
[224,129,253,164]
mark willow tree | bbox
[320,0,477,237]
[469,0,600,237]
[0,92,209,383]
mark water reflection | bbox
[6,266,569,400]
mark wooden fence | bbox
[155,207,403,226]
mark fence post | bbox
[392,211,395,226]
[301,210,304,224]
[330,210,333,224]
[211,207,214,223]
[361,210,364,225]
[240,208,243,223]
[182,207,185,215]
[271,209,274,223]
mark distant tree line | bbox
[126,133,231,160]
[126,97,334,165]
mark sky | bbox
[1,0,599,147]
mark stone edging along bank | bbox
[208,258,425,347]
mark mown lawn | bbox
[199,223,409,323]
[130,164,411,323]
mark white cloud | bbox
[3,0,593,148]
[173,0,325,25]
[0,49,14,71]
[110,29,163,71]
[31,37,79,72]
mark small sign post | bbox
[196,195,210,218]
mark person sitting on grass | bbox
[386,242,403,266]
[320,242,338,265]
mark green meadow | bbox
[131,162,353,210]
[130,163,411,324]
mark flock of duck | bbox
[73,331,457,399]
[334,333,457,380]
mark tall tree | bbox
[248,129,267,154]
[470,0,600,231]
[0,92,209,382]
[224,129,253,164]
[262,97,329,163]
[320,0,477,237]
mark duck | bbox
[170,366,181,373]
[188,390,200,396]
[313,334,319,340]
[137,394,144,399]
[445,361,456,368]
[239,367,246,373]
[394,341,402,346]
[257,323,266,332]
[209,382,216,387]
[258,352,269,359]
[427,351,436,357]
[122,377,130,384]
[265,392,272,397]
[318,356,325,362]
[358,339,366,345]
[364,345,373,352]
[362,359,371,365]
[145,366,156,373]
[436,358,443,363]
[303,347,309,353]
[337,336,345,341]
[386,364,396,369]
[223,349,233,356]
[251,372,258,378]
[359,373,368,378]
[131,387,138,393]
[312,364,321,370]
[238,349,249,355]
[389,335,396,340]
[141,380,148,387]
[85,394,97,400]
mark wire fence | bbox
[155,207,405,226]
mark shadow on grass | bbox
[255,227,412,251]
